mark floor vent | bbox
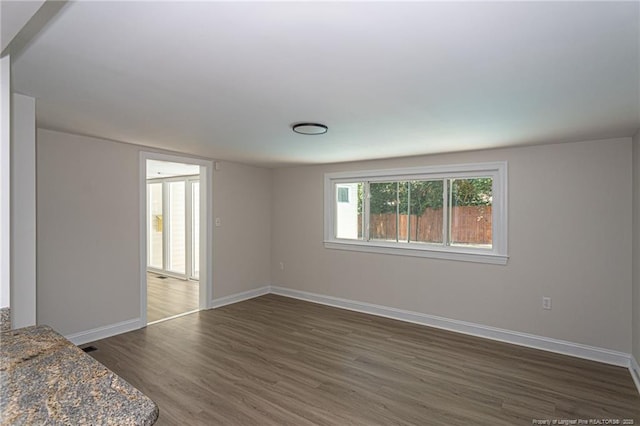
[82,346,98,353]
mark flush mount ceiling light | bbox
[292,122,328,135]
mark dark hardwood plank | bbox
[89,294,640,425]
[147,272,198,323]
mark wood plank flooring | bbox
[89,294,640,425]
[147,272,198,323]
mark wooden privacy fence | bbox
[358,206,492,244]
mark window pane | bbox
[369,181,402,242]
[408,180,443,244]
[148,183,163,269]
[168,181,186,274]
[335,183,363,240]
[449,178,492,248]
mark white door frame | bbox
[139,152,213,326]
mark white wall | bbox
[0,0,46,313]
[271,138,633,353]
[633,130,640,363]
[212,161,272,298]
[37,130,140,335]
[0,0,45,53]
[11,93,36,327]
[37,129,272,336]
[0,55,10,309]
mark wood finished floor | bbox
[147,272,199,323]
[89,294,640,425]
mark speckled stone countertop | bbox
[0,325,159,425]
[0,308,10,332]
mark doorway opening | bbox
[140,153,212,326]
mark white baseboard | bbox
[63,284,636,387]
[65,318,142,346]
[210,286,270,309]
[270,286,631,368]
[630,356,640,395]
[63,286,270,346]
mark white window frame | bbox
[324,161,508,265]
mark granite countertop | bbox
[0,308,10,333]
[0,325,158,425]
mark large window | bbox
[324,162,507,264]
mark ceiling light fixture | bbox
[292,122,328,135]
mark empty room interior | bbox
[1,1,640,425]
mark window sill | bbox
[323,240,508,265]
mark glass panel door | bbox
[148,182,163,269]
[191,181,200,280]
[168,181,186,275]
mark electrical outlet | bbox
[279,262,284,270]
[542,296,552,310]
[215,217,221,227]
